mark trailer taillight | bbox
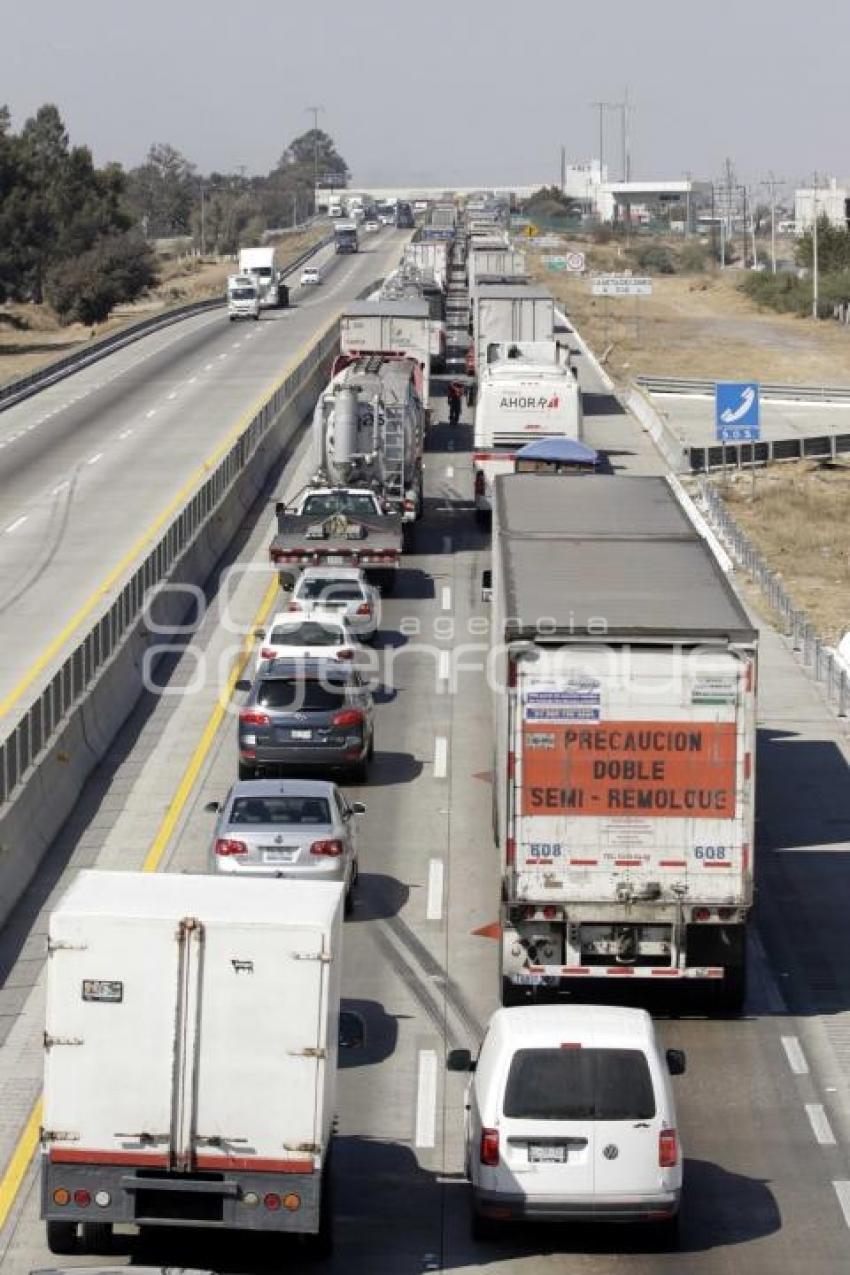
[692,907,711,922]
[73,1190,91,1208]
[52,1189,70,1206]
[506,837,516,866]
[283,1193,302,1211]
[263,1193,282,1210]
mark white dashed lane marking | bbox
[781,1036,809,1076]
[434,736,448,779]
[5,516,27,533]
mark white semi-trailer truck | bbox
[489,475,757,1011]
[237,247,289,309]
[40,872,343,1255]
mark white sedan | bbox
[288,566,379,639]
[255,612,361,672]
[300,265,322,286]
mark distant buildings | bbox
[795,178,850,234]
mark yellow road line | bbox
[142,575,279,874]
[0,1100,42,1232]
[0,316,336,722]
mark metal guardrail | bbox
[637,374,850,403]
[0,236,333,413]
[688,431,850,473]
[0,319,340,807]
[698,478,850,717]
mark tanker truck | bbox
[269,355,425,593]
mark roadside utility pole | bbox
[812,173,819,320]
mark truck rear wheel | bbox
[46,1221,77,1255]
[80,1221,113,1254]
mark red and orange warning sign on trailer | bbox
[521,721,737,819]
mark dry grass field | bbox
[711,461,850,644]
[0,225,328,387]
[530,249,850,387]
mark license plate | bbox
[529,1144,567,1163]
[263,849,297,864]
[290,729,312,740]
[512,973,544,986]
[325,555,345,565]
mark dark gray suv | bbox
[238,657,375,782]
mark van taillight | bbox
[474,470,485,497]
[659,1128,678,1167]
[260,647,276,660]
[355,603,372,616]
[480,1127,500,1167]
[505,838,516,866]
[287,601,302,611]
[216,839,248,857]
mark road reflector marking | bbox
[781,1035,809,1075]
[441,586,451,612]
[805,1104,836,1145]
[415,1051,438,1148]
[426,860,444,921]
[434,736,448,779]
[834,1181,850,1229]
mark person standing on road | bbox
[448,380,464,425]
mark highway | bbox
[0,229,407,712]
[0,300,848,1274]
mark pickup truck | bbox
[269,487,403,593]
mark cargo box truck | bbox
[489,476,757,1012]
[340,300,432,409]
[40,872,343,1255]
[470,284,554,381]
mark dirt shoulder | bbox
[528,247,850,387]
[0,225,328,389]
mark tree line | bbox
[0,102,350,325]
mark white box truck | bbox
[227,273,260,321]
[237,247,289,309]
[40,872,343,1255]
[340,300,432,410]
[489,476,757,1012]
[471,284,554,379]
[472,342,582,518]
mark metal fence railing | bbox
[637,374,850,403]
[698,478,850,717]
[0,236,333,412]
[689,432,850,473]
[0,319,340,807]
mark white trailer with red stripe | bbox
[40,872,343,1255]
[490,475,757,1011]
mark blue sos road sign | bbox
[715,382,761,442]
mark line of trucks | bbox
[36,203,756,1258]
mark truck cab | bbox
[227,274,260,321]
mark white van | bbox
[458,1005,685,1241]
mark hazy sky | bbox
[2,1,847,190]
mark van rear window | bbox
[503,1048,655,1121]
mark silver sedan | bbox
[206,778,364,911]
